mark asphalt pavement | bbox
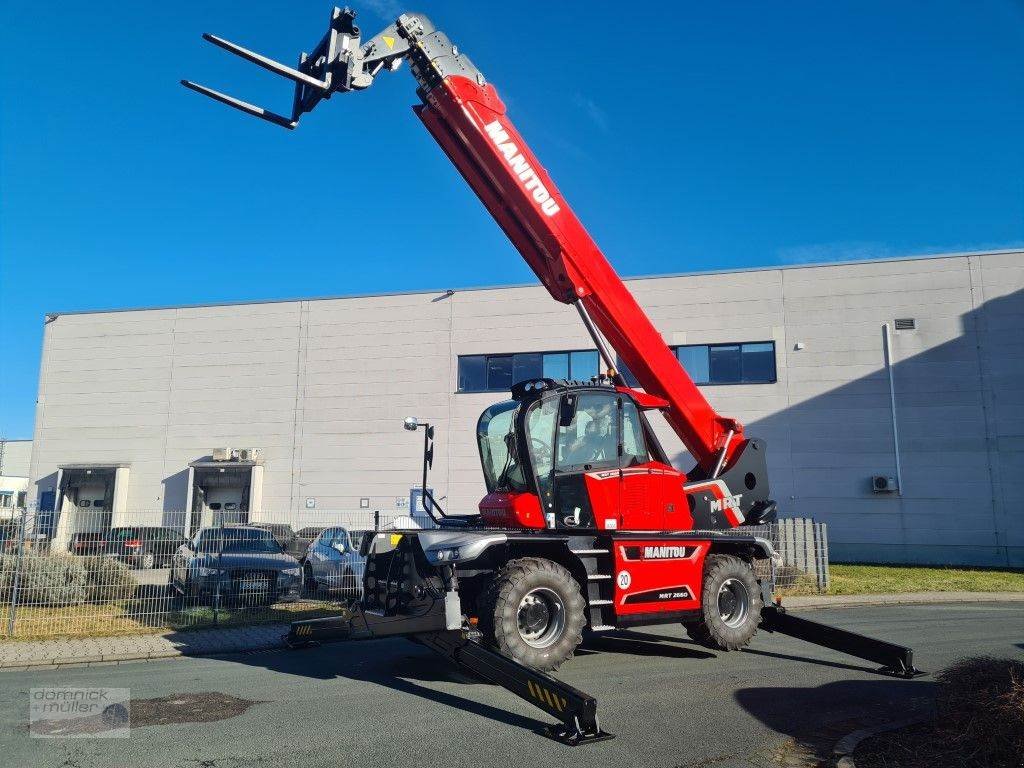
[1,602,1021,768]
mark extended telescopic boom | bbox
[183,7,745,473]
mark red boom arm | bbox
[417,77,741,471]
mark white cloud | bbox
[360,0,403,22]
[774,240,1024,266]
[572,93,610,134]
[774,241,891,265]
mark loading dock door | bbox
[188,461,260,535]
[52,465,128,550]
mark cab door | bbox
[617,396,661,530]
[551,391,620,529]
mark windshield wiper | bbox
[496,429,518,489]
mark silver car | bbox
[301,526,362,597]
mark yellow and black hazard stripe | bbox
[293,624,313,637]
[526,679,568,713]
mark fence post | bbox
[374,510,380,532]
[817,522,830,592]
[213,517,224,626]
[6,507,29,637]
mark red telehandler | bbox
[184,7,922,745]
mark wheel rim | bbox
[143,553,154,568]
[717,577,750,628]
[517,587,566,649]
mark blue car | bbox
[301,527,363,597]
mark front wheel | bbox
[684,554,763,651]
[480,557,586,672]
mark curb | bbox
[0,625,290,672]
[781,591,1024,611]
[832,715,932,768]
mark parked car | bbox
[289,526,325,559]
[301,526,363,597]
[105,526,187,569]
[69,531,107,556]
[247,523,296,553]
[169,525,302,606]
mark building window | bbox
[458,350,600,392]
[621,341,776,387]
[0,493,11,508]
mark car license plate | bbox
[240,578,264,592]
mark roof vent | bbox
[894,318,916,331]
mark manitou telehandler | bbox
[184,7,923,744]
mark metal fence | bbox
[0,508,417,640]
[0,509,829,640]
[750,519,831,593]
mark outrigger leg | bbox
[759,603,925,678]
[285,601,613,745]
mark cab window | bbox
[525,396,559,503]
[555,392,619,471]
[620,398,649,466]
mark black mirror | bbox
[559,394,577,427]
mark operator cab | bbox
[476,378,691,531]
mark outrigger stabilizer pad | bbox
[759,604,926,679]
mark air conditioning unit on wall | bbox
[237,448,263,463]
[212,447,236,462]
[872,475,898,493]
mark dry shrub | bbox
[81,556,137,603]
[934,655,1024,767]
[772,565,820,595]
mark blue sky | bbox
[1,0,1022,438]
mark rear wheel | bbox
[480,557,586,672]
[684,554,762,651]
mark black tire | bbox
[684,554,763,651]
[479,557,586,672]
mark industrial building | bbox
[0,439,32,517]
[23,249,1024,566]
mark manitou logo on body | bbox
[709,493,743,514]
[483,120,561,217]
[643,546,690,560]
